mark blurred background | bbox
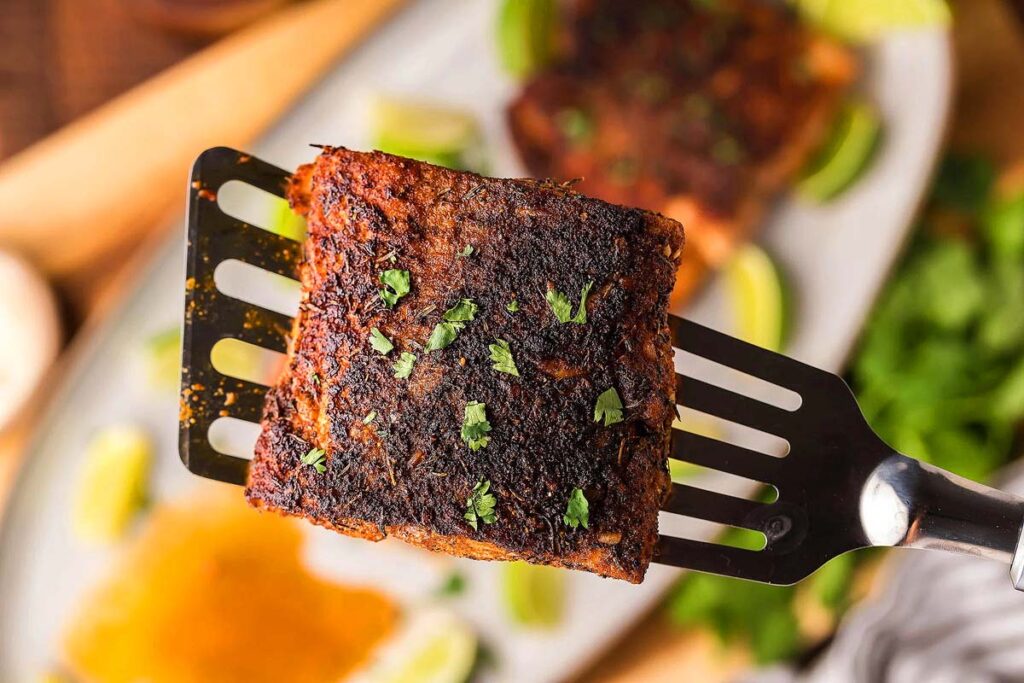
[1,0,1024,681]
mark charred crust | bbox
[246,148,684,583]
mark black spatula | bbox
[180,147,1024,589]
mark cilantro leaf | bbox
[461,400,492,451]
[393,351,417,379]
[546,289,572,323]
[563,487,589,529]
[594,387,624,426]
[300,447,327,474]
[427,322,463,351]
[379,269,411,308]
[436,571,467,597]
[457,245,475,258]
[546,281,594,323]
[426,299,478,352]
[363,410,377,424]
[489,339,520,376]
[444,298,478,322]
[369,327,394,355]
[506,299,519,313]
[572,281,594,323]
[465,479,497,530]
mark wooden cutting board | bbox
[0,0,405,316]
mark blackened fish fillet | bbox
[245,148,684,582]
[508,0,855,306]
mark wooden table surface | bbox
[0,1,1022,681]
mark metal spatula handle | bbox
[862,454,1024,588]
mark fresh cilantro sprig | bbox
[369,327,394,355]
[379,269,411,308]
[489,339,520,376]
[547,281,594,323]
[457,245,475,258]
[461,400,492,451]
[427,298,478,352]
[465,479,497,530]
[563,487,589,529]
[594,387,624,426]
[393,351,417,379]
[301,447,327,474]
[506,299,519,313]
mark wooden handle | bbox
[0,0,405,277]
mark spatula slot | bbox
[213,259,301,317]
[657,516,767,552]
[208,416,262,461]
[216,179,306,242]
[210,338,286,387]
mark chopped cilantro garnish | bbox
[506,299,519,313]
[563,487,589,529]
[426,298,478,352]
[311,373,320,386]
[369,327,394,355]
[489,339,520,377]
[427,322,461,351]
[363,410,377,424]
[379,269,411,308]
[457,245,475,258]
[546,289,572,323]
[436,571,467,597]
[465,479,497,530]
[594,387,624,426]
[445,298,478,322]
[461,400,492,451]
[393,351,417,378]
[300,447,327,474]
[546,281,593,323]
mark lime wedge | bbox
[497,0,556,78]
[73,425,152,544]
[795,0,951,42]
[144,327,181,391]
[723,245,789,352]
[372,96,481,170]
[799,100,882,201]
[501,560,565,628]
[355,608,476,683]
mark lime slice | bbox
[73,425,152,544]
[496,0,556,78]
[355,608,476,683]
[372,96,481,169]
[795,0,951,42]
[724,245,789,352]
[799,101,882,201]
[144,327,181,391]
[501,560,565,628]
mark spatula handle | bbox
[861,454,1024,589]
